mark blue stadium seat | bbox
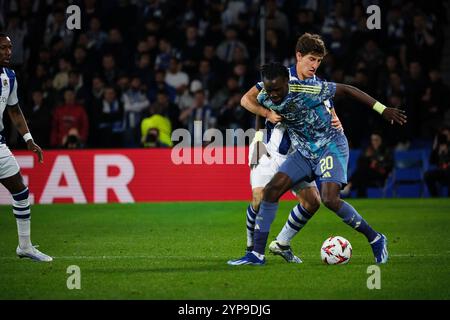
[392,150,426,197]
[347,149,361,178]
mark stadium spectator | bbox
[321,1,347,38]
[402,11,441,70]
[420,69,450,138]
[134,53,153,88]
[178,24,203,77]
[52,56,71,91]
[176,79,199,122]
[86,16,108,52]
[210,75,240,111]
[92,86,124,148]
[44,8,74,48]
[5,14,27,70]
[217,91,247,131]
[26,89,51,149]
[342,132,394,197]
[50,89,89,148]
[150,90,181,131]
[179,89,216,141]
[165,57,189,96]
[148,68,176,103]
[122,76,151,147]
[193,59,217,97]
[68,69,90,106]
[141,114,173,148]
[216,25,249,63]
[63,128,83,149]
[101,28,130,70]
[101,53,119,86]
[424,127,450,197]
[154,38,177,71]
[221,0,248,29]
[266,0,290,40]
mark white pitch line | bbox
[0,252,449,260]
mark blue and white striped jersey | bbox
[0,67,18,155]
[0,67,18,134]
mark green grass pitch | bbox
[0,199,449,300]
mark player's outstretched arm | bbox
[335,83,407,125]
[7,104,44,163]
[241,86,282,124]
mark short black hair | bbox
[0,32,8,38]
[260,62,289,81]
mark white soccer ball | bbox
[321,236,352,265]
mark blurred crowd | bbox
[0,0,448,150]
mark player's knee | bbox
[322,195,340,212]
[302,190,321,214]
[262,185,280,202]
[252,189,263,211]
[263,173,292,202]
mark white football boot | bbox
[16,245,53,262]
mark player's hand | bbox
[27,140,44,164]
[331,115,343,131]
[249,141,268,169]
[249,131,267,168]
[267,109,282,124]
[382,108,407,125]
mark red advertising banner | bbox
[0,148,296,204]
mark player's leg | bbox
[321,182,387,263]
[244,187,263,252]
[228,152,312,265]
[318,136,387,263]
[254,152,313,257]
[227,173,292,266]
[275,184,320,246]
[0,166,52,262]
[269,184,320,263]
[244,153,274,252]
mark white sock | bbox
[17,218,32,249]
[246,232,254,248]
[246,204,257,247]
[276,225,296,246]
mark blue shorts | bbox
[279,135,349,187]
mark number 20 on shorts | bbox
[320,156,334,173]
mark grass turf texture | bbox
[0,199,449,300]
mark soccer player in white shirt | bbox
[0,33,52,262]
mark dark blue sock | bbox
[253,201,278,255]
[336,201,378,242]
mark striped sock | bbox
[246,204,258,248]
[276,204,312,246]
[12,188,32,249]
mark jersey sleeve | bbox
[7,77,19,106]
[255,81,264,91]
